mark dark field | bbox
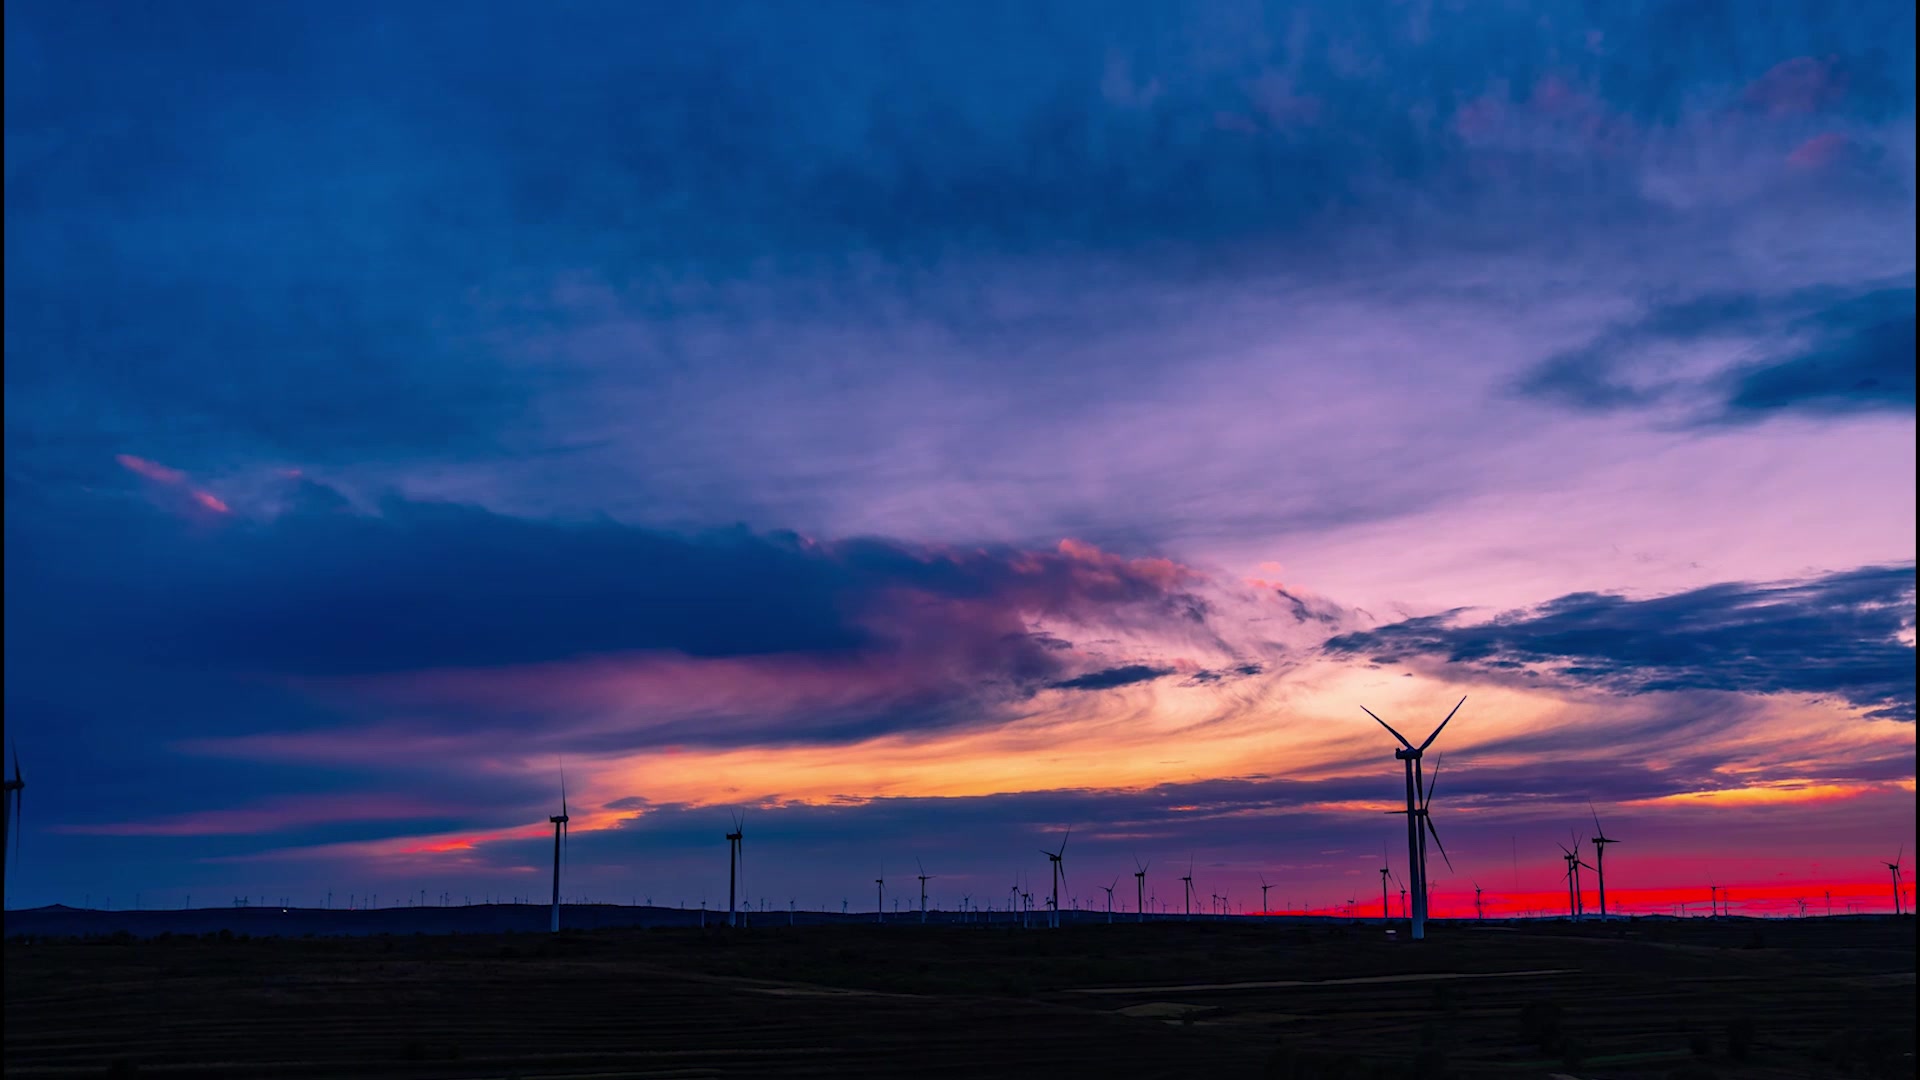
[6,917,1913,1079]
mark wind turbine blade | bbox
[1425,816,1453,872]
[1422,753,1442,808]
[1360,706,1415,749]
[1589,798,1605,837]
[1418,695,1466,751]
[1060,826,1071,855]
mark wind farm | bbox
[5,0,1916,1076]
[7,699,1913,1077]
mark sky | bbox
[3,0,1914,919]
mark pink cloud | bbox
[1787,132,1850,170]
[115,453,187,484]
[57,793,451,837]
[1743,55,1846,115]
[115,452,231,514]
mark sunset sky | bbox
[4,1,1914,919]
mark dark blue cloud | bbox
[1516,282,1917,422]
[1325,565,1918,721]
[3,478,1211,680]
[7,1,1913,480]
[1717,287,1917,418]
[1050,664,1174,691]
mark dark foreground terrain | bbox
[5,917,1913,1079]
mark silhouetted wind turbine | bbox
[1888,846,1905,915]
[1181,857,1195,921]
[1558,842,1580,918]
[1379,844,1392,924]
[2,743,22,910]
[917,858,934,924]
[1133,857,1149,924]
[875,871,885,925]
[1361,696,1463,941]
[1589,801,1620,919]
[1259,874,1273,915]
[726,813,745,928]
[1101,877,1117,923]
[1042,829,1069,929]
[548,767,570,933]
[1473,881,1484,920]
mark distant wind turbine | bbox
[1181,857,1195,922]
[2,742,22,910]
[1042,829,1070,929]
[548,766,570,933]
[1133,857,1149,924]
[726,813,745,929]
[1888,846,1905,915]
[1589,801,1620,920]
[917,859,934,924]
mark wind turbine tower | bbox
[917,859,933,925]
[1102,878,1117,923]
[1180,858,1195,922]
[1888,846,1905,915]
[1589,802,1620,919]
[1259,874,1274,915]
[875,875,885,925]
[1134,858,1149,924]
[2,744,22,910]
[726,814,745,929]
[548,772,570,933]
[1379,846,1392,924]
[1042,829,1069,929]
[1361,696,1463,941]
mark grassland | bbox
[5,916,1912,1079]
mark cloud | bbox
[1050,664,1175,691]
[1715,286,1917,419]
[1515,282,1917,422]
[1324,564,1918,721]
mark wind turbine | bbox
[1361,696,1463,941]
[875,872,885,925]
[1558,842,1582,918]
[1395,870,1408,920]
[548,768,570,933]
[1133,857,1149,924]
[1259,874,1274,915]
[1101,878,1118,923]
[1888,846,1905,915]
[917,859,934,924]
[1379,844,1392,924]
[1589,801,1620,920]
[1181,857,1195,922]
[2,743,22,910]
[726,813,745,929]
[1042,829,1069,929]
[1708,878,1720,918]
